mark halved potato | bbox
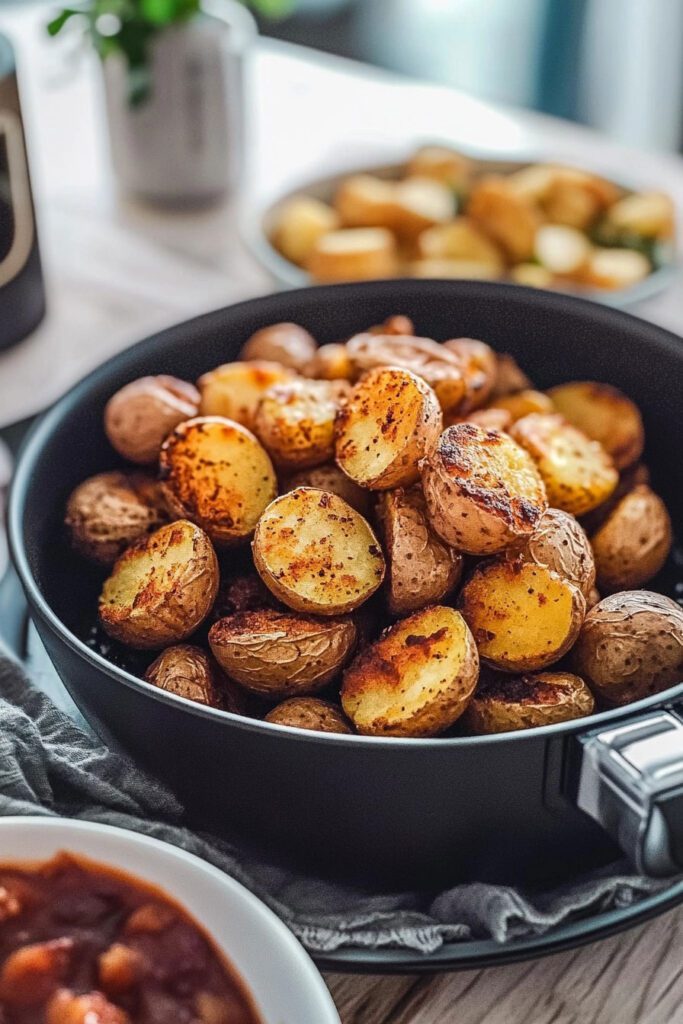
[510,413,618,516]
[265,697,353,734]
[334,174,397,228]
[463,671,595,733]
[335,366,442,489]
[509,507,596,599]
[377,486,463,615]
[341,605,479,737]
[197,361,294,430]
[99,520,219,649]
[409,258,502,281]
[490,353,533,398]
[302,342,354,381]
[270,196,341,266]
[239,322,317,371]
[509,263,555,289]
[488,389,555,423]
[417,218,504,270]
[390,176,455,239]
[307,227,398,283]
[467,176,540,261]
[104,375,200,465]
[407,145,472,191]
[507,163,559,203]
[209,609,357,697]
[579,248,650,291]
[605,191,674,240]
[160,417,277,546]
[534,224,591,275]
[252,487,385,614]
[285,462,373,517]
[442,337,498,412]
[459,560,586,671]
[590,484,672,591]
[254,378,342,470]
[145,644,247,713]
[366,314,415,337]
[421,423,547,554]
[542,169,618,229]
[547,381,644,470]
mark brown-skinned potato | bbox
[508,507,596,599]
[490,353,532,398]
[145,644,247,713]
[209,609,357,697]
[99,520,219,649]
[252,487,385,615]
[197,361,294,431]
[335,366,442,490]
[284,463,373,518]
[307,227,398,283]
[443,337,498,412]
[341,605,479,737]
[449,407,513,433]
[573,591,683,705]
[104,376,199,464]
[459,560,586,672]
[160,417,277,546]
[265,697,353,734]
[590,485,672,591]
[421,423,548,554]
[302,343,354,381]
[270,196,340,266]
[488,389,555,423]
[210,573,279,622]
[253,378,342,470]
[239,322,317,371]
[547,381,644,470]
[463,671,595,733]
[467,175,541,261]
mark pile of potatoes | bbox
[65,316,683,738]
[270,146,675,293]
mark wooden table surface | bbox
[1,6,682,1021]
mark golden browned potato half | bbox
[443,337,498,412]
[390,176,455,239]
[407,145,472,191]
[467,175,540,261]
[334,174,397,228]
[488,389,555,423]
[509,263,555,289]
[252,487,385,615]
[463,671,595,734]
[145,644,247,713]
[307,227,398,283]
[253,378,341,470]
[270,196,341,266]
[265,697,353,734]
[285,463,373,518]
[533,224,591,275]
[104,376,199,465]
[573,591,683,705]
[510,412,618,516]
[490,353,533,398]
[408,258,502,281]
[239,322,317,371]
[590,485,672,591]
[547,381,644,470]
[417,218,504,271]
[509,506,596,599]
[421,423,547,554]
[302,342,354,381]
[209,608,357,697]
[65,471,168,566]
[605,191,675,240]
[99,520,219,649]
[335,366,442,490]
[160,417,277,546]
[579,248,650,291]
[459,560,586,672]
[197,361,294,431]
[377,486,463,615]
[341,605,479,737]
[542,169,618,230]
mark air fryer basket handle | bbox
[577,709,683,876]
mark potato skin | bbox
[590,485,672,592]
[302,343,354,382]
[284,463,373,518]
[573,591,683,705]
[254,378,341,470]
[335,366,443,490]
[264,697,353,734]
[463,671,595,734]
[490,353,532,398]
[252,487,385,615]
[210,573,279,622]
[442,337,498,413]
[377,486,462,615]
[548,381,644,470]
[459,560,586,672]
[197,361,294,431]
[489,389,555,423]
[104,376,199,464]
[65,471,168,566]
[209,609,357,697]
[145,644,247,713]
[508,507,596,599]
[99,520,219,649]
[239,322,317,371]
[421,423,548,555]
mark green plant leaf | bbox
[46,7,84,36]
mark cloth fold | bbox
[0,650,672,955]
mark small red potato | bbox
[104,376,199,465]
[239,322,317,370]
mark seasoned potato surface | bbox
[489,389,554,423]
[547,381,644,470]
[240,322,317,370]
[307,227,398,283]
[590,485,672,591]
[302,342,354,381]
[463,671,595,733]
[265,697,353,733]
[254,378,341,470]
[509,507,596,598]
[145,644,247,712]
[197,361,294,430]
[285,463,373,517]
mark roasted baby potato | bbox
[99,520,219,649]
[145,644,247,713]
[302,342,354,381]
[490,353,532,398]
[488,389,555,423]
[211,572,278,620]
[65,471,168,566]
[341,605,479,737]
[270,196,340,266]
[253,378,342,470]
[509,263,555,289]
[104,376,199,465]
[509,507,596,599]
[334,174,397,228]
[542,169,618,229]
[408,258,501,281]
[335,366,442,489]
[239,322,317,371]
[417,218,504,271]
[459,560,586,672]
[580,248,650,291]
[390,176,455,239]
[534,224,591,275]
[590,484,672,591]
[450,407,513,433]
[443,336,498,412]
[307,227,398,283]
[463,671,595,733]
[367,314,415,337]
[252,487,385,615]
[421,423,547,554]
[605,190,674,240]
[510,413,618,516]
[547,381,644,470]
[467,175,540,261]
[209,609,357,697]
[407,145,472,191]
[160,417,277,546]
[285,462,373,517]
[265,697,353,734]
[377,486,463,615]
[573,591,683,704]
[197,361,294,431]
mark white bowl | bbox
[0,816,340,1024]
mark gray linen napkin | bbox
[0,650,671,955]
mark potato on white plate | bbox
[160,417,277,546]
[510,412,617,516]
[488,388,555,423]
[252,487,385,615]
[254,378,342,470]
[407,145,472,191]
[459,559,586,672]
[302,342,354,382]
[463,671,595,734]
[508,506,596,599]
[335,366,442,490]
[590,484,672,592]
[390,176,455,239]
[421,423,547,554]
[334,174,397,228]
[197,360,294,431]
[341,605,479,737]
[509,263,555,289]
[209,608,357,697]
[542,168,618,229]
[307,227,398,283]
[99,520,219,649]
[417,217,504,270]
[284,462,373,517]
[605,191,674,240]
[377,486,463,615]
[265,697,353,734]
[409,258,502,281]
[270,196,341,266]
[239,322,317,371]
[547,380,644,470]
[580,248,650,291]
[467,175,540,261]
[104,375,200,465]
[145,644,247,713]
[534,224,591,275]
